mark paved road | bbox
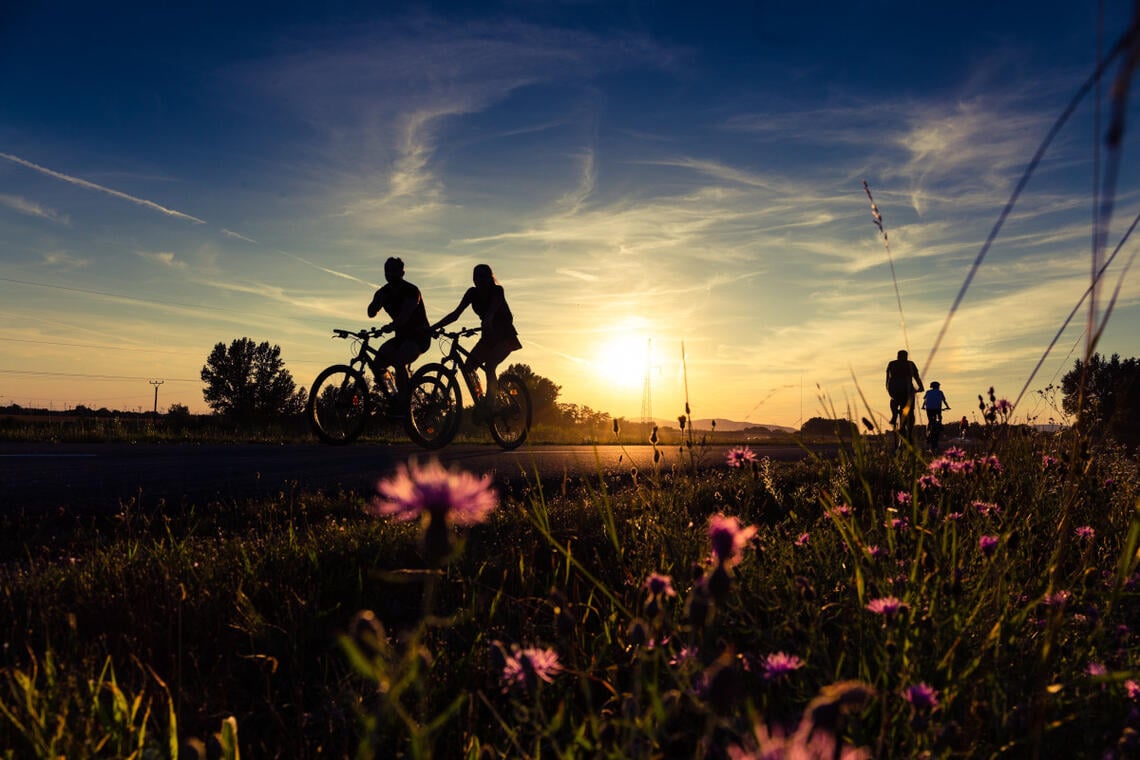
[0,441,826,513]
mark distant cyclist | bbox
[923,381,950,422]
[366,257,432,398]
[431,264,522,401]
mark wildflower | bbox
[761,651,804,681]
[1125,680,1140,700]
[795,532,810,547]
[669,646,699,668]
[371,458,498,563]
[995,398,1012,415]
[827,503,853,519]
[499,644,563,692]
[708,513,758,569]
[1042,454,1059,469]
[903,682,940,711]
[918,474,941,490]
[371,459,496,526]
[895,491,911,505]
[867,545,888,559]
[643,572,677,598]
[928,457,956,475]
[943,446,967,459]
[1086,662,1107,677]
[1075,525,1096,540]
[866,596,907,619]
[885,517,909,531]
[944,510,964,522]
[975,455,1003,471]
[972,500,1001,517]
[726,445,758,468]
[978,535,999,556]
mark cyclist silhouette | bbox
[366,257,432,397]
[886,349,924,439]
[431,264,522,400]
[922,381,950,424]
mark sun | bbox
[593,334,651,391]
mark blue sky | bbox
[2,1,1139,428]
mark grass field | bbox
[2,417,1138,758]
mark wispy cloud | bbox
[136,250,187,269]
[0,193,70,224]
[0,152,206,224]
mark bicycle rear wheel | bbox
[489,373,531,450]
[406,363,462,449]
[308,364,371,445]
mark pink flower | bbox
[972,500,1001,517]
[643,572,677,597]
[1043,590,1071,609]
[708,513,758,568]
[895,491,911,506]
[795,532,810,547]
[1086,662,1107,677]
[500,644,563,691]
[1042,454,1060,469]
[866,596,907,619]
[918,474,941,490]
[372,459,497,526]
[979,535,999,556]
[761,651,804,681]
[903,682,940,711]
[867,545,888,559]
[1125,680,1140,700]
[1075,525,1095,540]
[726,446,759,468]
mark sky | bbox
[2,1,1139,429]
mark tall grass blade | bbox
[862,180,909,351]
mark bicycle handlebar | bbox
[431,326,481,339]
[331,325,392,340]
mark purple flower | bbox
[1086,662,1107,677]
[972,500,1001,517]
[761,651,804,681]
[726,446,759,468]
[371,459,497,526]
[917,474,941,490]
[928,457,956,475]
[943,446,967,459]
[1075,525,1095,540]
[1042,454,1060,469]
[975,454,1003,472]
[1042,590,1071,609]
[903,682,940,711]
[643,572,677,597]
[1125,680,1140,700]
[827,503,853,518]
[795,532,810,547]
[866,596,907,619]
[867,545,888,559]
[895,491,911,506]
[979,535,999,556]
[708,513,758,569]
[500,645,563,691]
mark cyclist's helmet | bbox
[930,381,940,389]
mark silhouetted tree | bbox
[201,338,306,423]
[1061,353,1140,446]
[502,363,561,425]
[800,416,859,437]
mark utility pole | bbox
[150,379,164,415]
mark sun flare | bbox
[593,334,651,391]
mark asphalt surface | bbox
[0,441,826,513]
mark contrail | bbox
[0,152,206,224]
[3,152,376,288]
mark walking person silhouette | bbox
[886,349,924,446]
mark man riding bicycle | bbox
[922,381,950,425]
[366,257,432,399]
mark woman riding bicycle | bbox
[431,264,522,402]
[366,257,432,398]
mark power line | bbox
[0,336,196,355]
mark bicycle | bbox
[408,326,532,450]
[306,326,453,448]
[925,407,948,452]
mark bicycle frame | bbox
[327,327,407,414]
[426,326,485,402]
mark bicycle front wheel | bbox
[308,365,371,445]
[406,363,462,449]
[489,373,531,450]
